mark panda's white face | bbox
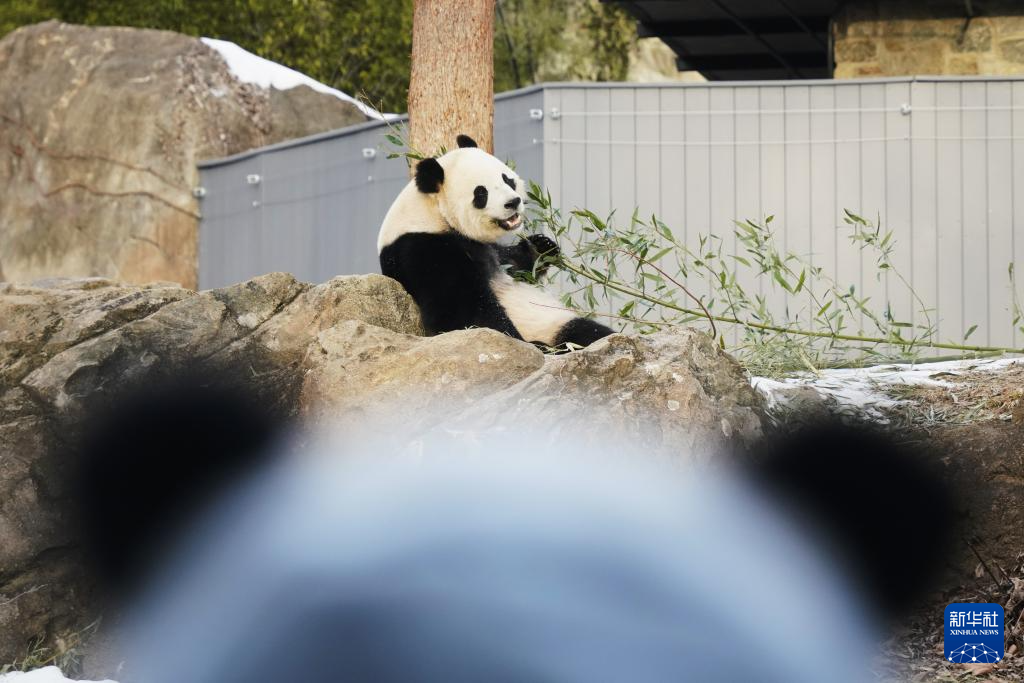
[434,148,527,243]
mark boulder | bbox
[440,329,765,461]
[300,324,764,460]
[0,273,420,664]
[301,322,547,437]
[0,272,763,669]
[0,21,368,290]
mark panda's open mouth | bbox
[495,213,522,231]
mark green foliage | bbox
[1,0,414,112]
[494,0,635,91]
[525,183,1024,374]
[0,0,48,37]
[2,0,637,110]
[574,0,634,81]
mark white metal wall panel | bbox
[733,87,763,331]
[987,81,1015,347]
[909,81,938,342]
[1014,81,1024,348]
[685,87,712,306]
[885,81,913,337]
[936,83,965,344]
[539,78,1024,350]
[784,85,812,334]
[709,87,736,343]
[962,81,989,344]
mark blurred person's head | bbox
[71,378,952,683]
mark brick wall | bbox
[833,1,1024,77]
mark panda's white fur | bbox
[378,140,610,347]
[489,276,576,345]
[376,181,448,250]
[378,147,525,250]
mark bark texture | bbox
[408,0,495,156]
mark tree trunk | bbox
[408,0,495,158]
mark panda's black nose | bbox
[505,197,521,210]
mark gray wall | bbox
[199,78,1024,350]
[198,87,545,289]
[541,78,1024,350]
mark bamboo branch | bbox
[608,247,717,339]
[558,258,1024,355]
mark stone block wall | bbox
[833,1,1024,77]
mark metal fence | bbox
[198,77,1024,349]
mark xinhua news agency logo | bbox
[944,603,1004,664]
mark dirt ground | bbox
[871,364,1024,681]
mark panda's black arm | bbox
[380,233,524,340]
[494,234,560,277]
[493,241,534,274]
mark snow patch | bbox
[0,667,116,683]
[200,37,394,120]
[751,356,1023,419]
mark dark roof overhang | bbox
[614,0,846,80]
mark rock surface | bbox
[0,272,763,667]
[302,324,764,461]
[0,21,367,290]
[439,329,765,461]
[301,323,548,437]
[0,272,419,664]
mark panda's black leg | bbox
[554,317,614,348]
[417,280,523,341]
[471,289,525,340]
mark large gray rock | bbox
[0,272,420,664]
[301,324,765,461]
[0,21,367,289]
[0,272,763,668]
[444,329,765,461]
[301,322,547,437]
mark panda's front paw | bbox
[527,234,560,259]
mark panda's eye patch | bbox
[502,173,517,191]
[473,185,488,209]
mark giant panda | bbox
[377,134,613,349]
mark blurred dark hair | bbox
[747,419,957,617]
[70,364,289,598]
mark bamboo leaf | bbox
[773,271,793,292]
[648,247,673,263]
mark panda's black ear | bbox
[414,157,444,193]
[456,134,478,149]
